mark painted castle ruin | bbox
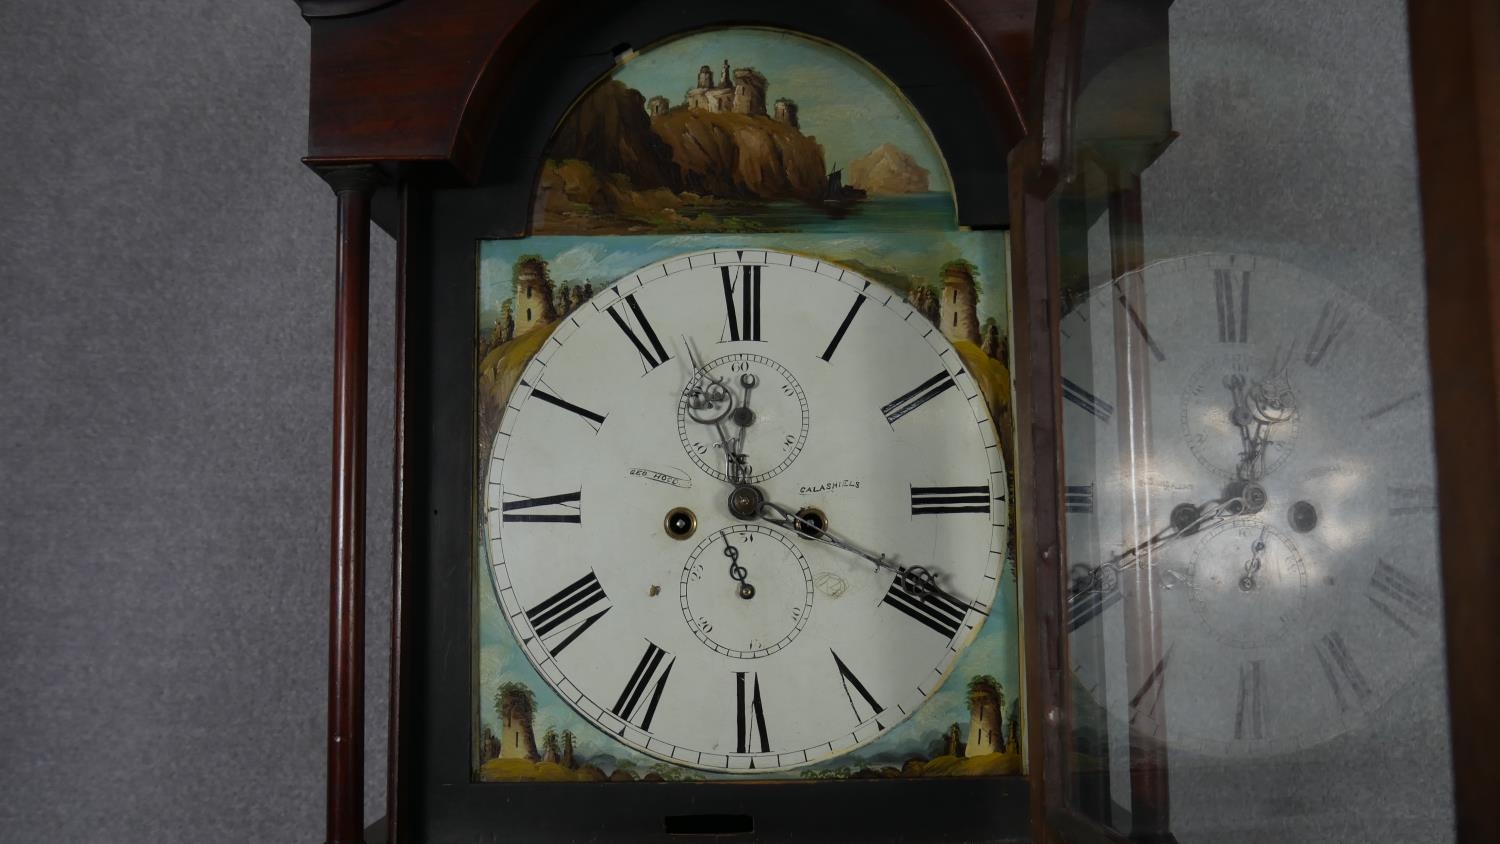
[644,59,800,127]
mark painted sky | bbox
[611,28,951,192]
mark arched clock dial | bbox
[1061,253,1441,756]
[485,249,1007,772]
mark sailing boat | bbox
[824,162,867,206]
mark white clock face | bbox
[485,249,1008,772]
[1061,253,1440,756]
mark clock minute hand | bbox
[758,500,939,597]
[1068,493,1246,605]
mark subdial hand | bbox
[1238,526,1269,591]
[723,539,755,600]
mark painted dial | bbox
[485,249,1008,772]
[1061,253,1440,756]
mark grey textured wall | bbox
[0,1,1456,843]
[0,3,394,842]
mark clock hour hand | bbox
[682,339,748,482]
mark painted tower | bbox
[773,97,800,128]
[964,676,1005,757]
[513,256,557,335]
[696,64,714,89]
[495,683,540,761]
[646,95,670,117]
[939,260,981,345]
[732,68,769,116]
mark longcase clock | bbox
[298,0,1498,842]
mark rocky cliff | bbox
[847,143,931,194]
[650,109,826,201]
[543,82,828,203]
[547,80,679,191]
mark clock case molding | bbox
[299,0,1500,842]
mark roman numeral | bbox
[607,294,671,372]
[500,490,582,523]
[1118,296,1166,361]
[1214,268,1250,343]
[881,575,969,639]
[1314,631,1372,712]
[523,571,610,656]
[1128,648,1172,728]
[611,642,674,731]
[1062,377,1114,423]
[819,289,867,362]
[831,650,884,726]
[1065,484,1095,514]
[720,265,762,341]
[735,672,771,754]
[1235,660,1265,740]
[882,371,956,425]
[1363,390,1422,421]
[523,380,606,432]
[1367,560,1436,636]
[1388,484,1437,516]
[1304,300,1350,367]
[1067,582,1122,631]
[910,485,989,516]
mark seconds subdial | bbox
[677,353,810,484]
[680,524,814,660]
[1187,519,1309,649]
[1180,352,1300,480]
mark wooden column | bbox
[1408,2,1500,842]
[323,165,381,844]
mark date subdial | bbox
[680,524,814,660]
[1186,519,1309,649]
[677,353,810,485]
[1180,352,1300,480]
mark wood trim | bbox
[1011,131,1070,843]
[325,166,382,844]
[302,0,1032,185]
[384,183,413,844]
[298,0,403,18]
[1408,1,1500,842]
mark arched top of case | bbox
[302,0,1032,230]
[466,1,1028,230]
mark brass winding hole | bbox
[664,507,698,540]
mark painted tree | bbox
[944,722,963,757]
[561,729,576,768]
[501,300,515,342]
[541,727,561,763]
[479,725,502,761]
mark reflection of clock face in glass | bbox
[485,249,1007,772]
[1062,253,1440,755]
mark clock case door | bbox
[305,2,1035,841]
[1009,0,1500,842]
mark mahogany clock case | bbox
[382,3,1030,841]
